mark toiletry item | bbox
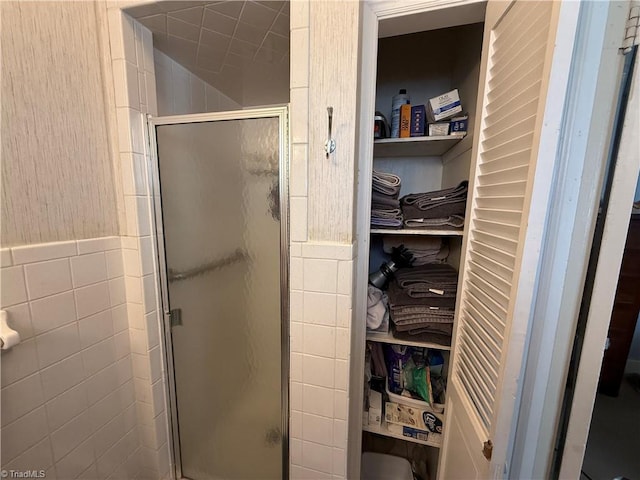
[374,111,389,139]
[427,89,462,121]
[390,89,410,137]
[399,104,412,138]
[368,389,382,426]
[450,114,468,135]
[428,123,450,136]
[410,105,426,136]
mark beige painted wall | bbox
[1,1,121,247]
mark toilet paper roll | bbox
[0,310,21,350]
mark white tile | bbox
[142,274,157,313]
[30,291,76,335]
[129,328,148,354]
[333,390,347,420]
[290,0,309,29]
[114,331,131,362]
[131,353,150,380]
[79,309,113,348]
[122,248,141,277]
[332,448,346,476]
[290,197,308,242]
[120,236,138,251]
[134,20,145,70]
[149,345,162,382]
[112,59,129,107]
[115,356,133,386]
[75,282,111,319]
[71,252,108,288]
[137,197,152,236]
[105,249,125,279]
[303,324,335,358]
[291,381,303,411]
[141,25,154,73]
[190,74,206,112]
[0,338,39,387]
[291,290,303,323]
[112,304,129,333]
[3,437,53,473]
[107,9,125,60]
[291,352,303,382]
[290,88,308,144]
[128,303,145,328]
[109,277,126,306]
[301,440,332,474]
[333,419,347,448]
[93,413,126,457]
[45,383,88,431]
[302,355,334,388]
[336,295,351,328]
[77,237,120,255]
[83,338,117,377]
[291,257,303,290]
[291,438,303,466]
[290,242,303,257]
[303,258,338,293]
[35,323,81,369]
[302,243,353,261]
[40,353,85,401]
[335,328,349,360]
[145,311,160,349]
[134,378,153,404]
[138,71,148,111]
[291,321,303,353]
[86,364,120,406]
[302,413,333,446]
[146,70,158,116]
[121,153,135,195]
[122,11,137,62]
[139,237,155,276]
[11,241,76,265]
[24,259,72,300]
[290,410,302,439]
[0,407,48,463]
[133,153,148,195]
[126,60,140,108]
[130,109,145,154]
[303,292,336,326]
[78,462,99,480]
[151,379,165,415]
[3,303,33,339]
[334,359,348,391]
[53,436,94,480]
[1,373,44,426]
[290,28,309,88]
[135,400,154,427]
[290,144,308,196]
[124,195,139,236]
[50,410,92,461]
[1,265,28,306]
[117,107,133,153]
[89,388,122,431]
[302,384,334,418]
[1,248,12,267]
[336,261,352,295]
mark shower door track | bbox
[146,106,290,480]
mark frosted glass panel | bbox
[155,117,282,480]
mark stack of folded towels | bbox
[387,264,458,344]
[382,236,449,266]
[401,181,468,229]
[371,170,403,229]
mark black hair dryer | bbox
[369,245,415,289]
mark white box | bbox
[427,89,462,121]
[385,401,444,434]
[368,389,382,426]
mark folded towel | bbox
[403,215,465,229]
[373,170,402,197]
[401,181,468,213]
[382,237,449,266]
[372,191,401,209]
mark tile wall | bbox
[0,238,139,479]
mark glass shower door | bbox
[151,108,287,480]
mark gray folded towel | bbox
[403,215,465,229]
[401,181,468,213]
[372,170,402,197]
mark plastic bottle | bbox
[390,89,410,138]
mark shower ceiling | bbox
[125,1,290,105]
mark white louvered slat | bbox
[453,0,554,440]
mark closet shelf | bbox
[366,331,451,351]
[374,134,466,157]
[363,422,441,448]
[370,228,463,236]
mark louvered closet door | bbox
[440,1,562,478]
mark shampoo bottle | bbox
[390,89,410,138]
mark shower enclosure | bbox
[148,107,289,480]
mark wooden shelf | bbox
[366,330,451,351]
[370,228,463,236]
[374,134,466,157]
[363,422,441,448]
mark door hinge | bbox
[483,439,493,461]
[169,309,182,327]
[621,2,639,53]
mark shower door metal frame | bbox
[146,106,290,480]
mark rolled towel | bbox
[373,170,402,197]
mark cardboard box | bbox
[450,114,469,135]
[410,105,426,137]
[399,104,412,138]
[387,423,441,445]
[427,89,462,121]
[428,123,450,136]
[385,402,444,434]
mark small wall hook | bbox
[325,106,336,158]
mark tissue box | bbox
[428,123,450,136]
[427,89,462,121]
[385,402,444,434]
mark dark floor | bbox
[580,374,640,480]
